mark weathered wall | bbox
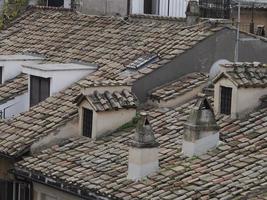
[78,0,128,16]
[33,182,83,200]
[0,158,13,180]
[133,28,267,101]
[232,9,267,33]
[79,100,136,139]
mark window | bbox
[83,108,93,138]
[30,75,50,107]
[0,66,2,84]
[47,0,64,7]
[220,86,232,115]
[144,0,153,14]
[0,180,31,200]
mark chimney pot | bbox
[186,0,200,25]
[127,112,159,181]
[182,97,219,157]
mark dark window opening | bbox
[0,67,2,84]
[0,179,13,200]
[144,0,153,14]
[83,108,93,138]
[220,86,232,115]
[47,0,64,7]
[30,75,50,107]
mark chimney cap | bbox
[185,97,219,132]
[130,112,159,148]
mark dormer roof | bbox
[75,89,137,112]
[213,62,267,88]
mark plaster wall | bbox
[149,83,206,108]
[236,87,267,117]
[79,101,136,139]
[232,9,267,33]
[33,182,82,200]
[133,28,267,102]
[214,77,267,118]
[182,132,219,157]
[78,0,127,16]
[0,158,13,180]
[31,116,79,154]
[0,60,41,84]
[24,68,94,96]
[0,92,29,119]
[128,147,159,181]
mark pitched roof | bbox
[76,89,137,112]
[0,7,224,157]
[213,62,267,88]
[0,73,28,104]
[14,97,267,199]
[150,72,208,102]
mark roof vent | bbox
[128,112,159,181]
[182,96,219,157]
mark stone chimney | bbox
[127,112,159,181]
[186,0,200,25]
[182,96,219,157]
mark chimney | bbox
[127,112,159,181]
[186,0,200,25]
[182,95,219,157]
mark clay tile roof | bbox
[0,73,28,104]
[0,7,223,157]
[78,89,137,112]
[213,62,267,88]
[14,97,267,199]
[150,72,208,101]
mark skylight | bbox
[126,54,158,70]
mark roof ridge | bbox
[27,5,74,12]
[129,14,186,22]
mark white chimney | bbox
[182,96,219,157]
[127,112,159,181]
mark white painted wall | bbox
[128,147,159,181]
[0,56,43,84]
[0,92,28,119]
[33,183,83,200]
[131,0,144,14]
[64,0,71,8]
[131,0,188,17]
[79,100,136,139]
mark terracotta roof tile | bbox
[0,73,28,104]
[0,7,223,157]
[150,72,208,101]
[14,98,267,199]
[213,62,267,88]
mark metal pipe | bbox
[234,2,240,63]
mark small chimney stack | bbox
[186,0,200,25]
[127,112,159,181]
[182,96,219,157]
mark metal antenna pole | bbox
[234,2,241,63]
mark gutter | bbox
[12,168,117,200]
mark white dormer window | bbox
[213,62,267,118]
[23,62,98,108]
[76,87,137,139]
